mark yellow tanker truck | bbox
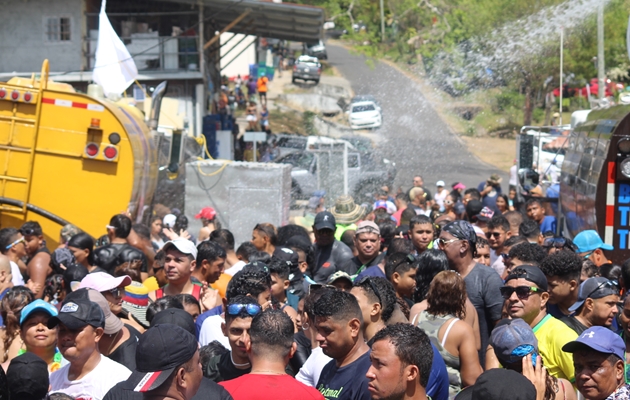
[0,60,183,245]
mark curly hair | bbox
[354,277,397,322]
[539,250,581,282]
[426,271,466,320]
[508,242,547,266]
[1,286,34,359]
[226,262,272,301]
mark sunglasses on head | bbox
[585,280,619,299]
[542,237,565,248]
[227,303,261,317]
[500,286,543,300]
[358,276,382,305]
[19,228,37,236]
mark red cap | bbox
[195,207,216,220]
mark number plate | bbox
[304,68,310,72]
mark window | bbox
[352,104,375,112]
[46,17,71,42]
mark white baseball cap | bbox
[163,214,176,228]
[436,180,445,187]
[78,272,132,292]
[163,239,198,259]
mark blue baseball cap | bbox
[568,277,619,312]
[562,326,625,360]
[19,299,58,326]
[573,230,613,253]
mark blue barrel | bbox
[202,115,221,158]
[249,64,258,80]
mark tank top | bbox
[155,282,202,300]
[416,311,462,398]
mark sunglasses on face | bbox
[486,232,502,239]
[107,287,122,298]
[5,237,25,250]
[437,238,460,249]
[500,286,543,300]
[227,303,262,316]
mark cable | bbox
[193,133,231,177]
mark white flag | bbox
[93,0,138,97]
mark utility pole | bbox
[597,1,605,100]
[559,27,563,126]
[379,0,385,42]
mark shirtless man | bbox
[246,101,258,131]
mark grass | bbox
[269,108,308,135]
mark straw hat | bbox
[330,195,366,225]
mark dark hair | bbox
[114,260,142,283]
[312,289,363,324]
[226,264,272,301]
[0,228,19,255]
[519,219,540,240]
[385,253,417,280]
[175,294,201,313]
[209,229,235,251]
[508,243,547,266]
[378,220,397,252]
[496,194,510,210]
[388,238,414,254]
[20,221,43,237]
[539,250,581,282]
[277,225,310,246]
[42,274,65,303]
[304,288,330,320]
[426,271,466,319]
[414,249,449,303]
[621,259,630,291]
[400,208,417,226]
[340,230,356,251]
[146,296,183,323]
[196,241,227,267]
[62,264,88,291]
[67,233,95,266]
[47,394,76,400]
[354,277,397,322]
[504,235,528,248]
[1,287,34,353]
[476,236,489,248]
[109,214,132,239]
[174,215,189,233]
[132,224,151,241]
[463,188,481,200]
[582,259,599,280]
[225,295,260,323]
[268,257,291,281]
[200,341,229,370]
[487,215,510,232]
[236,242,258,262]
[286,236,314,273]
[254,223,277,246]
[372,323,433,388]
[249,251,271,264]
[600,264,622,282]
[250,309,295,358]
[504,211,524,231]
[396,193,408,201]
[409,215,432,231]
[526,198,543,208]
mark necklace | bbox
[105,330,121,355]
[230,352,250,367]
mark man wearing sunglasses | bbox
[503,265,577,382]
[0,227,26,286]
[485,215,512,276]
[560,277,620,336]
[311,211,354,285]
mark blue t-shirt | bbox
[317,350,371,400]
[540,216,557,234]
[354,266,386,282]
[427,344,450,400]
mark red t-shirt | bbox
[220,373,324,400]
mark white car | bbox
[348,101,382,130]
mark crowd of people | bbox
[0,173,629,400]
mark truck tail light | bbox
[0,88,6,99]
[293,65,297,71]
[85,143,99,158]
[23,92,32,102]
[103,146,118,160]
[11,91,19,101]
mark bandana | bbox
[442,220,477,257]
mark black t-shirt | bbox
[316,350,372,400]
[107,324,141,371]
[93,243,147,273]
[560,315,588,335]
[205,352,294,383]
[291,330,312,372]
[311,241,354,284]
[103,376,233,400]
[339,253,385,276]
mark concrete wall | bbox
[0,0,84,73]
[220,33,256,79]
[185,160,291,246]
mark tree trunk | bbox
[523,76,533,126]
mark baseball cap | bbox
[47,288,105,330]
[355,220,380,236]
[314,211,336,231]
[163,238,198,259]
[374,200,389,211]
[505,265,549,292]
[436,180,445,187]
[272,247,299,269]
[573,230,614,253]
[465,200,483,221]
[150,309,196,336]
[195,207,216,220]
[130,324,198,392]
[86,289,123,335]
[163,214,176,229]
[490,318,538,365]
[563,326,625,360]
[568,277,619,312]
[477,207,495,222]
[455,369,536,400]
[19,299,58,326]
[453,182,466,190]
[7,352,49,400]
[327,271,353,286]
[78,271,132,293]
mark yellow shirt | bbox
[142,276,160,292]
[532,314,577,382]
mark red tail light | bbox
[318,68,321,74]
[103,146,118,160]
[0,88,6,99]
[293,65,297,71]
[11,91,19,101]
[85,143,99,158]
[23,92,32,102]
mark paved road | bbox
[326,44,510,193]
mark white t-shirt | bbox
[199,314,230,348]
[434,189,448,211]
[50,354,131,400]
[224,260,246,277]
[296,347,333,387]
[9,261,24,286]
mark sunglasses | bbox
[19,228,37,236]
[500,286,542,300]
[486,232,502,238]
[542,237,566,248]
[107,287,122,298]
[227,303,262,316]
[5,236,25,250]
[585,280,619,299]
[358,276,382,305]
[437,238,460,249]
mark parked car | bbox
[292,55,321,84]
[304,40,327,60]
[347,101,382,130]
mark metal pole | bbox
[199,2,206,115]
[343,143,348,195]
[253,140,257,162]
[559,27,563,126]
[379,0,385,42]
[598,1,605,100]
